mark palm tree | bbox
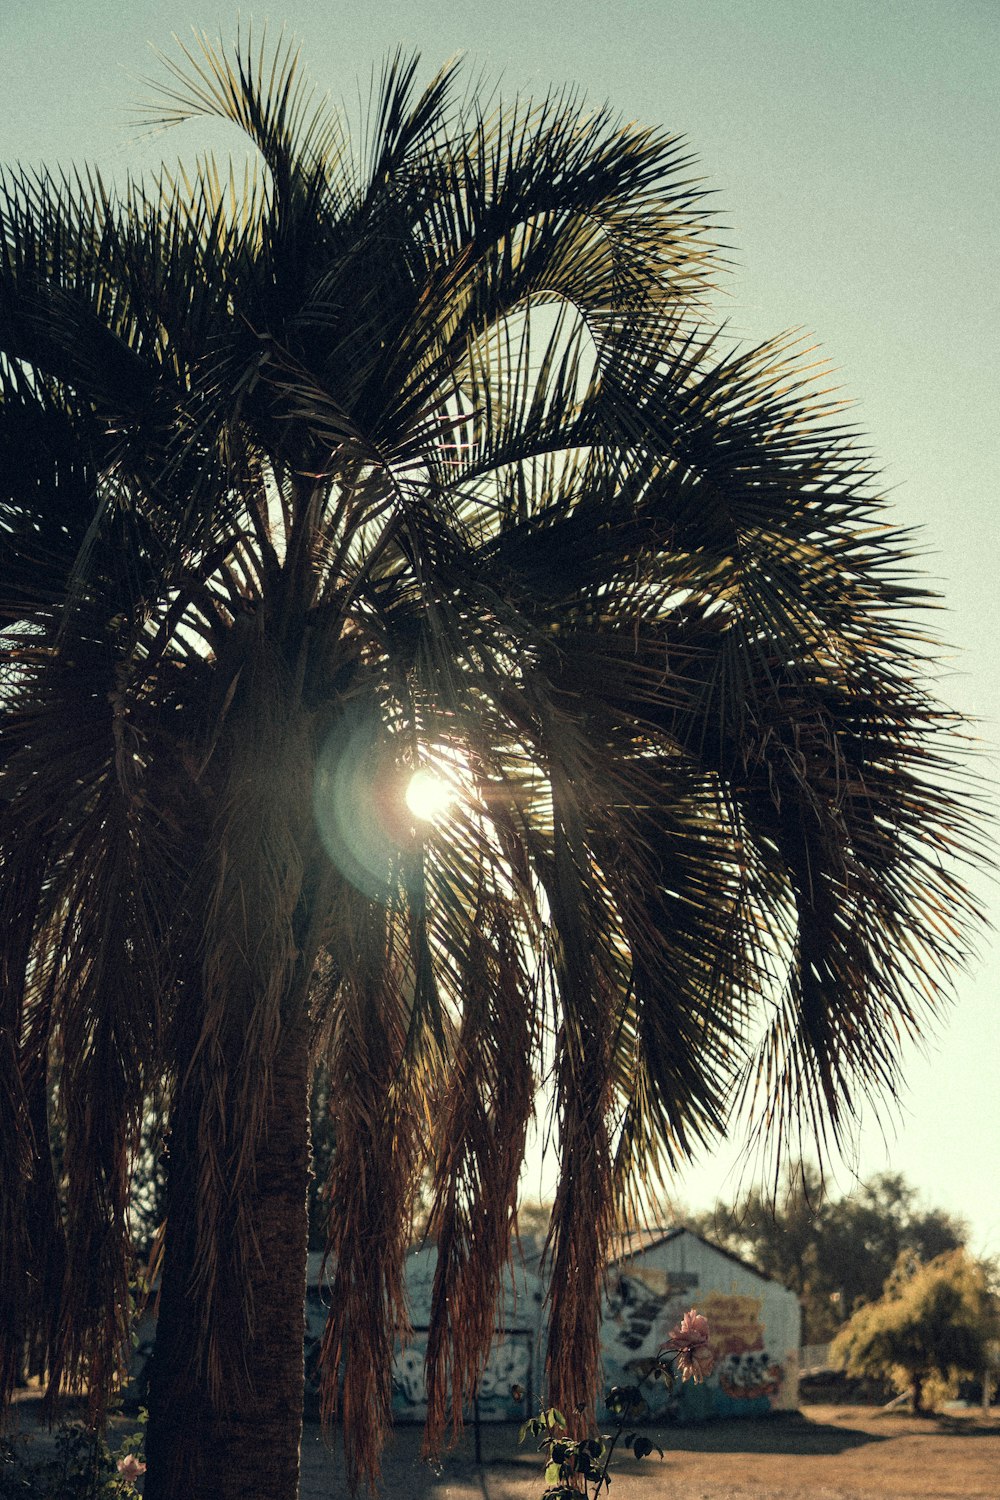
[0,32,986,1500]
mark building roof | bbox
[307,1226,790,1296]
[610,1224,790,1290]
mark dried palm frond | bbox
[421,858,537,1450]
[316,886,425,1490]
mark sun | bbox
[404,767,454,823]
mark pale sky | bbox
[3,1,997,1253]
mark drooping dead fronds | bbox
[537,769,618,1431]
[0,846,39,1407]
[421,874,536,1451]
[317,887,426,1491]
[0,591,178,1413]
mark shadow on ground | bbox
[294,1412,897,1500]
[932,1413,999,1438]
[632,1411,886,1456]
[15,1397,999,1500]
[474,1410,886,1462]
[301,1408,1000,1500]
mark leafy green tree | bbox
[0,32,986,1500]
[692,1167,968,1341]
[832,1250,998,1412]
[821,1175,968,1329]
[689,1163,830,1332]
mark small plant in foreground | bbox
[519,1309,713,1497]
[1,1410,146,1498]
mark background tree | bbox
[0,31,987,1500]
[832,1250,998,1412]
[306,1062,337,1256]
[691,1167,968,1341]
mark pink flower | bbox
[117,1453,147,1483]
[673,1341,715,1382]
[668,1309,709,1348]
[662,1308,714,1383]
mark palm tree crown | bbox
[0,32,987,1498]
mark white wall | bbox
[602,1230,801,1414]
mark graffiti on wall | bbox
[304,1300,532,1420]
[604,1270,699,1355]
[303,1256,536,1421]
[601,1274,790,1416]
[390,1332,532,1421]
[601,1273,701,1415]
[699,1291,783,1401]
[701,1292,764,1355]
[718,1351,784,1401]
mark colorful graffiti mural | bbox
[601,1266,793,1419]
[300,1230,799,1423]
[602,1272,698,1417]
[701,1292,764,1355]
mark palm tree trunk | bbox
[144,1005,312,1500]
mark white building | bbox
[304,1244,544,1423]
[602,1226,800,1419]
[304,1226,801,1423]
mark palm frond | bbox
[421,820,538,1449]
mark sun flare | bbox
[405,767,454,823]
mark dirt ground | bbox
[305,1405,1000,1500]
[7,1401,999,1499]
[300,1404,1000,1500]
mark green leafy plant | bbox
[1,1413,146,1497]
[520,1310,712,1496]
